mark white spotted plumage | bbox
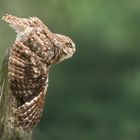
[2,14,75,132]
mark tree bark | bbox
[0,52,32,140]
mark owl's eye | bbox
[65,42,73,48]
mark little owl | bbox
[2,14,75,132]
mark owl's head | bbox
[48,33,76,63]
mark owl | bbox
[2,14,75,132]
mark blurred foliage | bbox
[1,0,140,140]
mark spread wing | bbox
[2,14,50,34]
[3,14,54,132]
[8,40,48,131]
[9,41,48,103]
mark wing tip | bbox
[2,14,13,22]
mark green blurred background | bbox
[1,0,140,140]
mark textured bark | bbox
[0,52,32,140]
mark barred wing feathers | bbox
[8,41,48,131]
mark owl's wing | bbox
[9,41,48,103]
[8,41,48,131]
[3,14,31,33]
[15,90,45,132]
[2,14,50,34]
